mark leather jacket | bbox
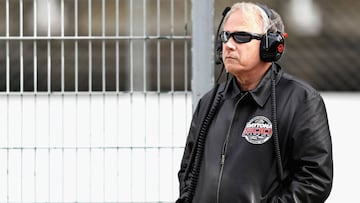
[177,63,333,203]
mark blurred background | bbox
[216,0,360,91]
[0,0,359,203]
[1,0,359,92]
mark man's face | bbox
[222,9,264,75]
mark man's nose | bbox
[223,37,236,50]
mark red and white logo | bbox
[241,116,273,144]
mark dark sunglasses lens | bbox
[232,33,252,43]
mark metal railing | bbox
[0,0,193,202]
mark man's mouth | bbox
[225,56,236,60]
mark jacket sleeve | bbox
[176,101,201,203]
[270,93,333,203]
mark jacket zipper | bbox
[216,93,246,203]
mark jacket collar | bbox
[224,63,283,107]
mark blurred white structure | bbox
[285,0,323,36]
[35,0,65,35]
[322,92,360,203]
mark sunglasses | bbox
[220,31,263,44]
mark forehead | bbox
[223,9,263,33]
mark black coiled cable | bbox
[184,85,224,203]
[271,73,284,181]
[183,6,230,203]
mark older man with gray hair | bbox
[177,2,333,203]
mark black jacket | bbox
[177,64,333,203]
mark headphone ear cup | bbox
[260,32,285,62]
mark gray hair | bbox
[223,2,284,34]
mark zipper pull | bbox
[221,154,226,165]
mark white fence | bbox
[0,92,192,203]
[0,92,359,202]
[0,0,193,202]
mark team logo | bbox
[241,116,273,144]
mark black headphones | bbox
[215,4,286,64]
[257,4,286,62]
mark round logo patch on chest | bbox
[241,116,273,144]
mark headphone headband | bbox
[257,4,274,20]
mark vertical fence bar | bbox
[170,0,175,199]
[75,1,78,94]
[74,1,79,201]
[191,0,215,110]
[6,0,9,94]
[102,0,106,93]
[101,0,106,202]
[184,0,189,93]
[115,0,120,202]
[170,0,174,93]
[60,1,65,202]
[156,0,161,200]
[47,1,52,202]
[46,3,52,156]
[5,0,9,198]
[34,0,38,93]
[20,0,23,93]
[88,0,93,201]
[184,0,190,144]
[143,0,147,93]
[33,0,38,202]
[61,0,65,93]
[156,0,160,93]
[47,0,51,94]
[115,0,120,93]
[5,0,9,201]
[19,0,24,202]
[143,0,147,201]
[129,0,134,200]
[129,0,134,93]
[88,0,92,93]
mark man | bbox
[177,2,333,203]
